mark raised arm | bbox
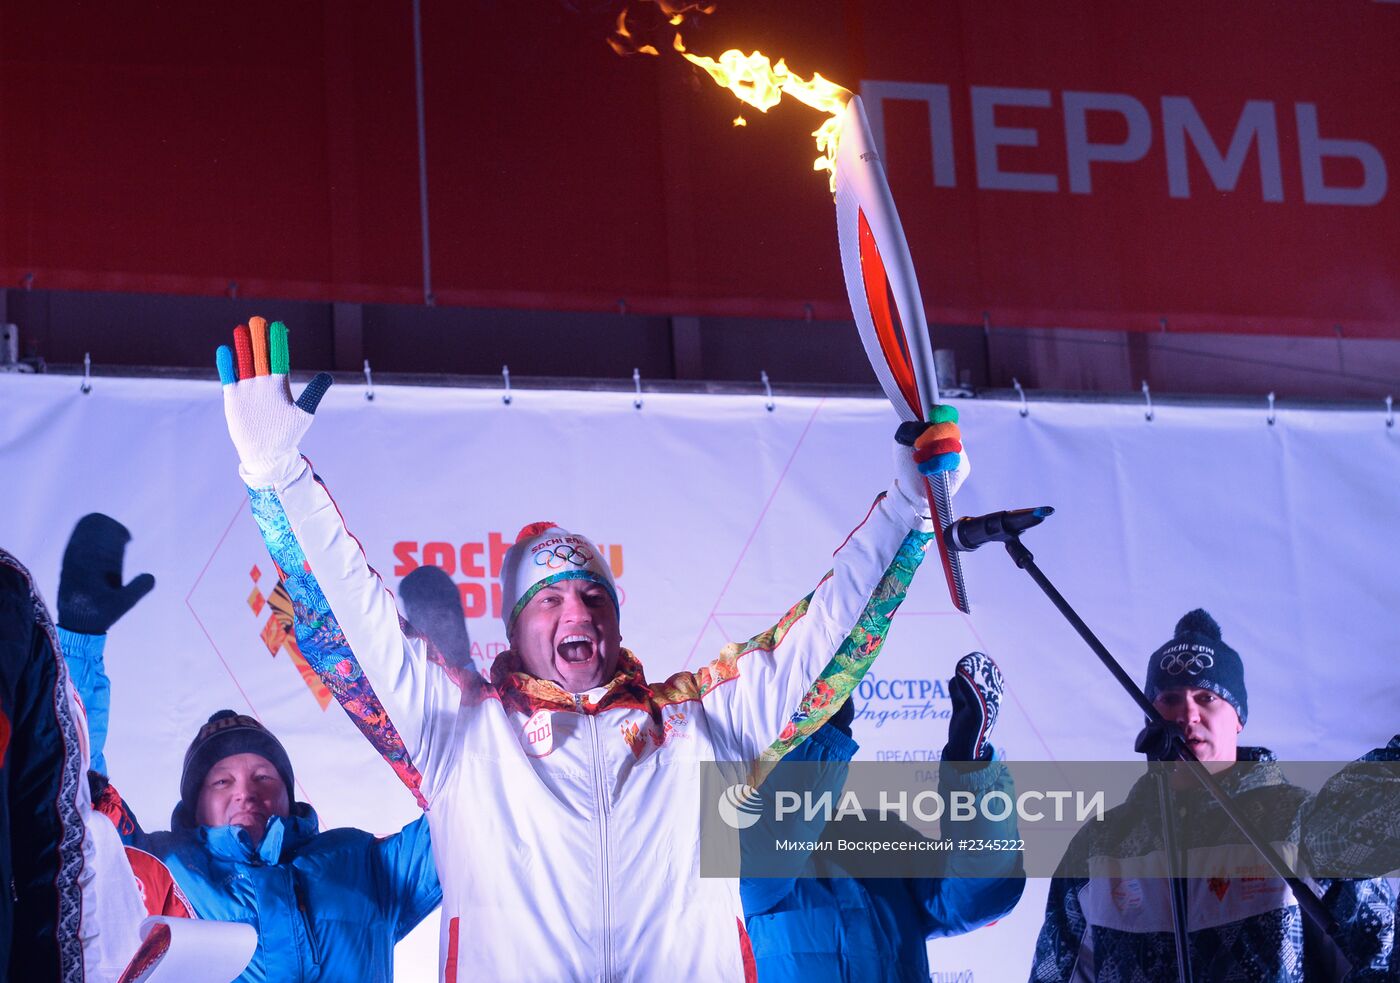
[218,318,463,800]
[54,513,155,776]
[916,653,1025,937]
[697,414,969,763]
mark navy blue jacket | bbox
[741,725,1025,982]
[1,551,86,982]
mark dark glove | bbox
[57,513,155,634]
[88,769,110,801]
[1134,720,1188,762]
[944,651,1004,761]
[400,565,472,669]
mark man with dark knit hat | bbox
[54,514,442,983]
[1029,609,1394,982]
[174,711,295,843]
[1142,609,1249,776]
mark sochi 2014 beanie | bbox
[499,522,618,634]
[177,710,295,823]
[1145,609,1248,725]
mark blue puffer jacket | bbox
[60,626,442,983]
[742,724,1025,983]
[143,808,438,983]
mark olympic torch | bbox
[834,95,970,613]
[610,19,969,611]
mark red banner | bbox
[1,1,1397,337]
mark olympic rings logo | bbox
[533,545,593,570]
[1159,650,1215,676]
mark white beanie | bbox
[500,522,619,633]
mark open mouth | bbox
[556,633,597,667]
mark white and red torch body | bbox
[834,94,970,613]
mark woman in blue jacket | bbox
[58,513,441,983]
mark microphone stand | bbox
[1140,727,1194,983]
[992,529,1344,983]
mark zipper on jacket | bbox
[293,871,322,966]
[576,693,614,982]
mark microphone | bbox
[943,507,1054,552]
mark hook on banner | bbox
[760,370,774,412]
[502,365,512,406]
[1386,395,1394,429]
[1141,380,1153,422]
[1012,377,1029,418]
[1266,391,1276,426]
[80,353,92,395]
[363,359,375,402]
[632,368,643,410]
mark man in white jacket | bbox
[216,317,969,982]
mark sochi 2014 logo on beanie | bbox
[499,522,619,632]
[1158,643,1216,677]
[1145,608,1248,724]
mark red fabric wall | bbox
[2,1,1396,336]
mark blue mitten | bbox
[944,651,1004,761]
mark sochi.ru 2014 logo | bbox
[716,784,764,830]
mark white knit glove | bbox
[891,411,971,520]
[216,317,333,479]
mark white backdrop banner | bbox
[2,372,1397,980]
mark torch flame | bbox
[609,9,662,56]
[610,2,852,191]
[674,34,851,192]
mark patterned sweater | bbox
[1029,748,1394,982]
